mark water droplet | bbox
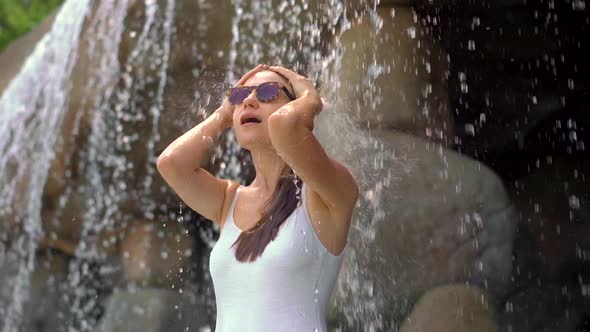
[569,195,580,209]
[464,123,475,136]
[505,301,514,312]
[472,17,481,28]
[568,78,575,90]
[474,213,483,228]
[460,82,469,93]
[572,0,586,10]
[569,130,577,141]
[406,26,416,39]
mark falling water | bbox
[63,0,176,330]
[0,0,180,330]
[0,1,92,331]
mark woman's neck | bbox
[249,146,288,193]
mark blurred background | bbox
[0,0,588,331]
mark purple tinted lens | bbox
[256,82,280,102]
[229,87,251,105]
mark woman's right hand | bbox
[216,97,235,129]
[215,64,269,129]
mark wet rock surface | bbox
[96,287,209,332]
[337,7,453,144]
[317,115,516,328]
[399,284,498,332]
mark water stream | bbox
[0,2,92,331]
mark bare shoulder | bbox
[306,158,358,220]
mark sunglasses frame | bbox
[227,82,296,105]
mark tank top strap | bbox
[226,185,242,224]
[300,181,307,207]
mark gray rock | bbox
[0,250,70,332]
[97,288,209,332]
[336,6,453,145]
[317,111,517,323]
[120,220,195,288]
[400,284,498,332]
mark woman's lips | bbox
[240,113,262,125]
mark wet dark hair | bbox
[231,167,302,262]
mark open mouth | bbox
[240,117,262,125]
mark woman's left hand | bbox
[269,66,323,116]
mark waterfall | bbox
[0,1,92,331]
[63,0,176,330]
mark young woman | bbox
[157,64,358,332]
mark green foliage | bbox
[0,0,63,52]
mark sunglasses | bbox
[227,82,296,105]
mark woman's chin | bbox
[235,130,271,150]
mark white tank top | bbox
[209,182,348,332]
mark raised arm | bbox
[157,64,266,223]
[267,66,359,219]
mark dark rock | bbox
[96,287,208,332]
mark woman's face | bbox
[233,70,294,150]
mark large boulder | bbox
[400,284,498,332]
[317,110,516,323]
[336,6,452,145]
[120,219,195,288]
[0,250,70,332]
[97,287,209,332]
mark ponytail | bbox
[231,168,301,262]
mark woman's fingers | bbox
[269,66,300,81]
[236,64,268,86]
[269,65,316,98]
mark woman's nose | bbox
[242,90,258,108]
